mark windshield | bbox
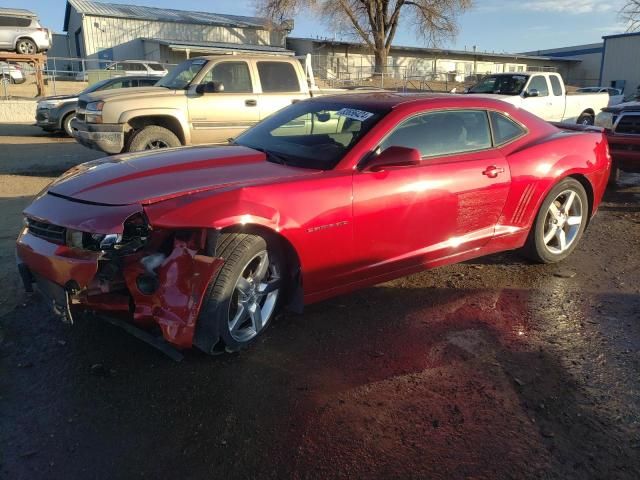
[234,100,389,170]
[82,78,114,94]
[156,58,208,89]
[468,75,529,95]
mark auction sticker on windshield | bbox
[336,108,374,121]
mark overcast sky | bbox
[7,0,631,53]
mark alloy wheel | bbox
[17,41,35,54]
[542,189,583,255]
[227,250,281,342]
[145,140,169,149]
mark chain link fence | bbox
[1,56,176,100]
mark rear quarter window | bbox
[549,76,563,96]
[489,111,526,145]
[257,62,301,93]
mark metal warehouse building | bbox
[288,37,579,85]
[62,0,293,63]
[599,32,640,95]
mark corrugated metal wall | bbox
[601,35,640,94]
[68,9,284,59]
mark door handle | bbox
[245,99,257,107]
[482,166,505,178]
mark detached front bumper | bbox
[606,131,640,173]
[70,118,125,154]
[16,193,224,350]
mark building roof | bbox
[0,7,37,17]
[147,39,295,56]
[603,31,640,40]
[64,0,272,31]
[288,37,581,63]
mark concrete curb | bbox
[0,100,37,124]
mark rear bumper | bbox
[70,119,125,154]
[605,131,640,172]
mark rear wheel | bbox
[577,113,594,126]
[523,178,589,264]
[15,38,37,55]
[127,125,181,152]
[196,233,284,354]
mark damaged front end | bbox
[16,193,223,352]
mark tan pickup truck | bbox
[71,55,349,154]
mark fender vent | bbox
[512,184,536,225]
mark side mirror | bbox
[524,88,539,98]
[196,81,224,94]
[363,146,421,172]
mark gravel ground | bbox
[0,126,639,479]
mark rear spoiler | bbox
[550,122,604,133]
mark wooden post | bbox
[0,52,47,97]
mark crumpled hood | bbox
[47,146,319,206]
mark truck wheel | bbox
[62,112,75,137]
[196,233,284,354]
[522,178,588,264]
[15,38,37,55]
[127,126,181,152]
[577,113,594,126]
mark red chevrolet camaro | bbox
[16,93,610,355]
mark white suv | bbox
[0,61,25,85]
[75,61,168,81]
[0,8,52,54]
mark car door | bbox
[351,109,511,280]
[254,60,309,120]
[186,60,260,145]
[523,75,553,121]
[547,75,566,121]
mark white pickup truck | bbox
[465,72,609,125]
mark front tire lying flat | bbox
[523,178,589,264]
[197,233,283,354]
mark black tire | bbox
[127,126,181,152]
[62,112,75,137]
[15,38,37,55]
[196,233,284,354]
[522,178,589,264]
[608,161,621,187]
[577,113,594,126]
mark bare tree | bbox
[258,0,473,73]
[621,0,640,31]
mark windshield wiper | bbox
[244,145,290,166]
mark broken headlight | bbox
[65,213,150,253]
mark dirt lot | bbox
[0,126,639,479]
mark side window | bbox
[201,62,252,93]
[257,62,301,93]
[140,78,158,86]
[489,111,526,145]
[381,110,492,158]
[16,17,32,27]
[528,76,549,97]
[549,76,563,96]
[101,80,123,90]
[0,16,10,27]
